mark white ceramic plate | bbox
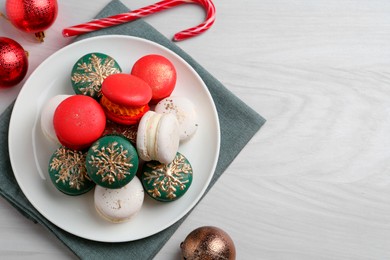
[8,35,220,242]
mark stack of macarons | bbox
[41,52,199,223]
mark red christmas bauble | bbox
[0,37,28,88]
[5,0,58,40]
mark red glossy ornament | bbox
[0,37,28,88]
[5,0,58,41]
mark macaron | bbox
[141,152,193,202]
[53,95,106,150]
[131,54,177,104]
[94,176,144,223]
[102,120,138,145]
[71,52,122,99]
[48,146,95,196]
[86,135,139,189]
[40,94,72,145]
[155,96,198,142]
[100,73,152,125]
[136,111,180,164]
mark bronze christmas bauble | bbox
[180,226,236,260]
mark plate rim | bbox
[8,35,221,242]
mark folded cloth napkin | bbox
[0,0,265,259]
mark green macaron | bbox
[71,52,121,99]
[141,152,193,202]
[86,135,139,189]
[48,146,95,196]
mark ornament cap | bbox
[34,31,45,42]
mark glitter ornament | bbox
[0,37,28,88]
[180,226,236,260]
[5,0,58,41]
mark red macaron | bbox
[53,95,106,150]
[131,54,177,104]
[100,73,152,125]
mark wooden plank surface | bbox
[1,0,390,259]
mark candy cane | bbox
[62,0,216,41]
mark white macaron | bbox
[155,96,198,142]
[94,176,144,223]
[40,95,72,144]
[136,111,180,164]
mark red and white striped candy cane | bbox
[62,0,216,41]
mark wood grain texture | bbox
[1,0,390,259]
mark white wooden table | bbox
[1,0,390,259]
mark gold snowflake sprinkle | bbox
[89,141,133,184]
[49,147,89,190]
[71,54,120,97]
[144,154,192,199]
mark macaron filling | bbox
[146,113,162,160]
[100,95,149,124]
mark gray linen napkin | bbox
[0,0,265,259]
